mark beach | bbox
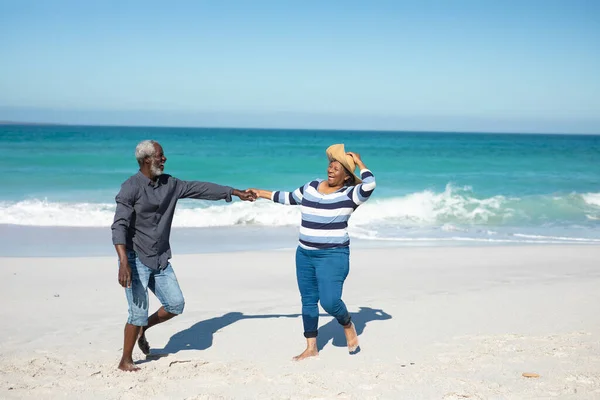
[2,125,599,398]
[3,0,599,397]
[2,245,599,399]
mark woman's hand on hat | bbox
[347,152,365,169]
[346,151,360,161]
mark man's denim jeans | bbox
[123,251,185,326]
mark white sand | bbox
[1,245,599,399]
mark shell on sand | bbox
[522,372,540,378]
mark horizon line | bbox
[0,120,599,137]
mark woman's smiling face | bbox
[327,160,349,187]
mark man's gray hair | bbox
[135,140,157,166]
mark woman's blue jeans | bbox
[296,246,351,338]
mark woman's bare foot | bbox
[293,347,319,361]
[292,337,318,361]
[118,359,140,372]
[344,322,360,354]
[137,330,150,355]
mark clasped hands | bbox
[232,189,259,202]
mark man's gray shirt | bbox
[111,171,234,270]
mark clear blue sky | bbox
[1,0,599,133]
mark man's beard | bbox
[150,162,163,177]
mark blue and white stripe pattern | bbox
[271,169,376,250]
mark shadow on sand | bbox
[150,307,392,356]
[316,307,392,351]
[158,312,300,354]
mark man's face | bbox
[149,143,166,177]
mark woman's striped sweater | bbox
[271,169,376,250]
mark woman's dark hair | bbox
[343,167,356,186]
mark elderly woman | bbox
[251,144,376,360]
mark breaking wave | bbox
[1,186,599,235]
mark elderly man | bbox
[111,140,256,371]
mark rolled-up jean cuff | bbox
[127,315,148,326]
[304,330,318,338]
[164,302,185,315]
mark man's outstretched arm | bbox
[177,179,256,202]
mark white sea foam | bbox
[512,233,600,242]
[0,186,506,228]
[582,193,600,221]
[0,187,598,239]
[0,199,116,227]
[582,192,600,207]
[349,231,600,244]
[350,184,512,226]
[0,199,301,228]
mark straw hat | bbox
[326,144,362,184]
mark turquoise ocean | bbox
[1,124,599,255]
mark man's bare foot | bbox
[118,360,140,372]
[344,322,360,354]
[292,347,319,361]
[137,331,150,355]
